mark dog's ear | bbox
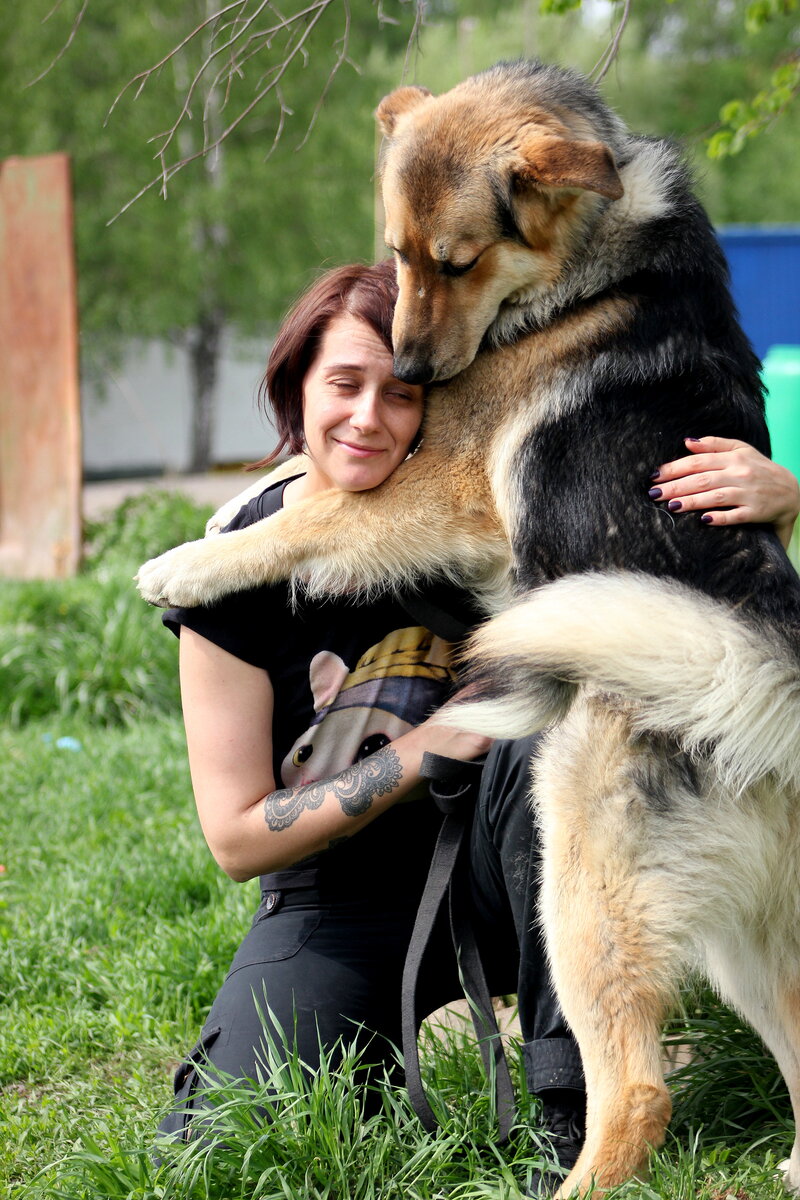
[376,86,433,137]
[515,134,623,200]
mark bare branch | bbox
[42,0,73,21]
[266,85,293,157]
[590,0,633,84]
[26,0,89,88]
[106,0,252,119]
[294,0,353,152]
[401,0,425,81]
[116,1,334,171]
[107,0,338,222]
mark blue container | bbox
[717,227,800,363]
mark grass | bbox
[0,491,798,1199]
[0,492,212,727]
[0,713,795,1200]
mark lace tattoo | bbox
[264,746,403,832]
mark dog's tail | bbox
[450,571,800,795]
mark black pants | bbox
[159,736,584,1140]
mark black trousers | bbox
[159,736,584,1140]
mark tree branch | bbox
[589,0,633,83]
[26,0,89,88]
[108,0,342,221]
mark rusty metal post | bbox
[0,153,82,578]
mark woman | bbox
[159,259,800,1181]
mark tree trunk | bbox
[176,0,227,475]
[187,305,224,473]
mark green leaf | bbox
[706,129,735,159]
[538,0,582,14]
[773,62,800,88]
[720,98,748,125]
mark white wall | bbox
[81,334,278,477]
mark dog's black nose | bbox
[392,355,434,386]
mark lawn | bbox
[0,493,797,1199]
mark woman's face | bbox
[295,313,424,499]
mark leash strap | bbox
[401,752,516,1142]
[397,586,478,644]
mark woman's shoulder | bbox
[161,478,296,665]
[221,475,302,531]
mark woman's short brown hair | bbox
[256,260,399,464]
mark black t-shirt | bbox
[163,478,460,893]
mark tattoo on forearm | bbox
[264,747,404,832]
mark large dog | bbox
[138,61,800,1197]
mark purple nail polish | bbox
[648,487,662,499]
[700,513,713,524]
[667,499,682,511]
[650,470,661,480]
[686,436,701,443]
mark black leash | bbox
[401,752,516,1143]
[398,583,483,646]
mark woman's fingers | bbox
[654,437,751,486]
[649,481,749,514]
[696,505,756,527]
[648,436,799,545]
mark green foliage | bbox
[0,492,211,728]
[539,0,583,14]
[83,491,213,576]
[0,574,175,726]
[0,0,403,339]
[745,0,798,33]
[2,0,798,409]
[708,58,800,158]
[666,988,790,1135]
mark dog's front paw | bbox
[136,539,225,608]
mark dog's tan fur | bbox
[138,62,800,1197]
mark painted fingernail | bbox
[648,487,663,499]
[700,513,713,523]
[650,470,661,480]
[686,436,701,443]
[667,499,682,511]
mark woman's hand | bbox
[418,700,494,764]
[649,436,800,549]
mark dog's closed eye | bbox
[440,255,480,278]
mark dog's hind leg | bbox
[533,707,690,1197]
[773,985,800,1197]
[705,936,800,1195]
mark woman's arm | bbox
[179,628,490,882]
[650,436,800,549]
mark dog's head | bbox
[376,65,624,383]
